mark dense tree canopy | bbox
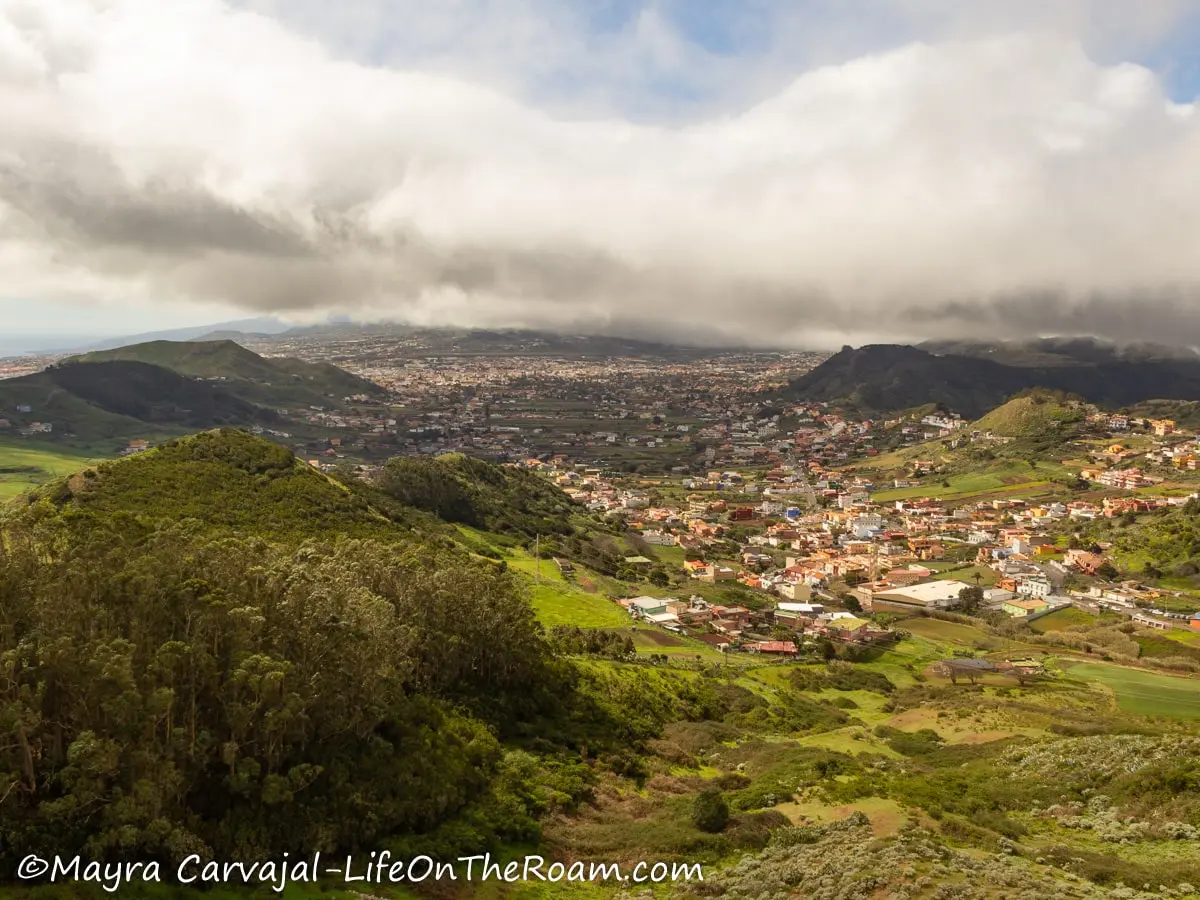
[376,454,578,537]
[0,519,566,865]
[0,432,583,869]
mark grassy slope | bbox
[901,617,993,644]
[0,359,281,454]
[0,370,157,440]
[870,463,1064,503]
[8,429,415,541]
[973,394,1085,438]
[454,526,756,664]
[1029,606,1101,632]
[853,396,1087,504]
[0,442,98,498]
[455,526,631,629]
[1064,661,1200,718]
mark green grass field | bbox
[0,442,97,499]
[865,455,1071,504]
[653,545,688,567]
[529,582,632,628]
[452,526,634,629]
[1065,662,1200,719]
[628,626,733,662]
[1029,606,1099,632]
[900,617,991,645]
[1165,628,1200,646]
[929,565,998,586]
[873,478,1056,504]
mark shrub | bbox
[939,815,1001,850]
[713,772,752,791]
[692,788,730,833]
[728,783,794,811]
[874,725,945,756]
[725,809,791,849]
[790,662,895,695]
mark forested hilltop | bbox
[0,430,579,864]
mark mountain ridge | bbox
[783,341,1200,416]
[64,339,385,406]
[75,316,293,352]
[0,360,273,444]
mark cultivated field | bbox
[0,442,96,498]
[1065,661,1200,719]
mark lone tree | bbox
[958,585,984,614]
[1014,668,1040,686]
[692,788,730,834]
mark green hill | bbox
[0,429,574,867]
[843,392,1090,502]
[0,360,272,447]
[65,339,384,408]
[19,428,415,537]
[376,452,581,537]
[784,341,1200,416]
[973,391,1087,438]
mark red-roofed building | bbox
[746,641,798,656]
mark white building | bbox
[848,513,884,533]
[641,530,677,546]
[921,414,963,431]
[1017,578,1051,598]
[864,579,973,611]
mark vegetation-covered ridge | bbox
[377,452,582,538]
[783,341,1200,416]
[0,525,570,867]
[64,338,384,405]
[0,361,272,444]
[12,428,423,538]
[973,390,1088,439]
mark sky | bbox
[3,0,1200,349]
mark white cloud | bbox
[2,0,1200,347]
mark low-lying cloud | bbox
[2,0,1200,348]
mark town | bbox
[497,394,1200,664]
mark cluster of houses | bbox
[505,402,1200,642]
[580,463,1200,631]
[0,405,53,436]
[1085,413,1176,436]
[617,594,891,654]
[1079,467,1157,491]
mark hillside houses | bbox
[492,405,1200,660]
